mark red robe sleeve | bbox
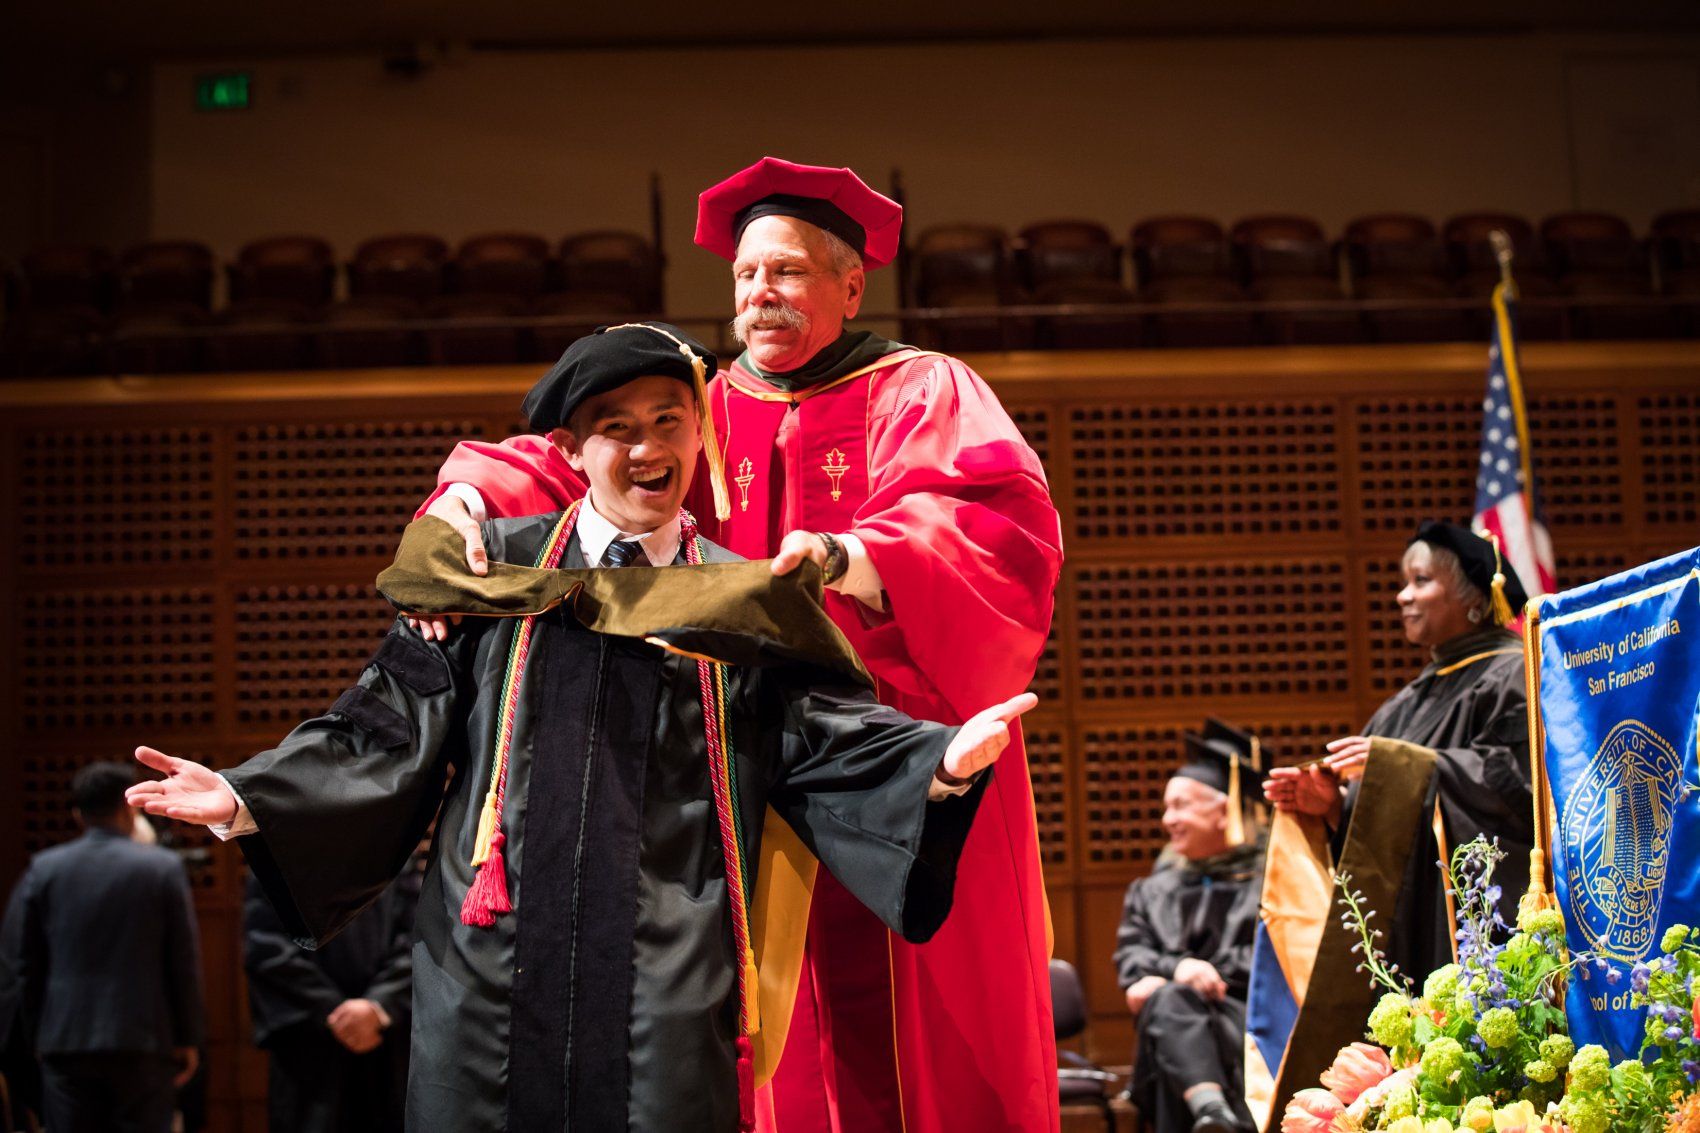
[416,435,587,519]
[851,356,1063,715]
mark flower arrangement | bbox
[1281,837,1700,1133]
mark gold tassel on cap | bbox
[606,322,732,522]
[1479,529,1516,626]
[1225,748,1245,847]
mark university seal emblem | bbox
[1560,719,1681,962]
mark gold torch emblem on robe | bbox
[734,457,754,512]
[822,448,849,502]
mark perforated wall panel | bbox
[1069,401,1341,540]
[1354,396,1477,534]
[233,584,398,727]
[17,428,217,572]
[1640,393,1698,528]
[1073,559,1352,701]
[18,589,217,731]
[1526,396,1622,534]
[232,420,487,560]
[1023,725,1070,869]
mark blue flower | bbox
[1666,1025,1685,1042]
[1684,1059,1700,1083]
[1607,968,1623,985]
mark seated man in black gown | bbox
[1115,720,1266,1133]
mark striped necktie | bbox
[602,539,648,568]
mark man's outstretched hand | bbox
[940,693,1038,783]
[126,747,237,826]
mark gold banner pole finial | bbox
[1489,229,1518,300]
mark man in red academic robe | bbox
[414,157,1064,1133]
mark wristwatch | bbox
[815,531,849,585]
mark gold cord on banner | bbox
[1518,599,1559,925]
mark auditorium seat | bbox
[1249,275,1364,344]
[112,301,210,373]
[1444,212,1549,278]
[205,300,317,371]
[228,236,337,307]
[422,296,528,365]
[907,284,1034,352]
[454,233,553,299]
[1017,221,1122,292]
[1444,212,1563,340]
[314,296,420,368]
[1356,275,1470,342]
[119,241,216,309]
[348,234,450,301]
[1342,214,1446,280]
[0,304,108,376]
[1139,276,1256,348]
[21,245,117,311]
[558,231,662,313]
[532,291,643,361]
[1541,212,1668,339]
[1230,215,1336,282]
[1130,217,1232,285]
[1652,209,1700,277]
[1558,271,1674,340]
[1540,211,1646,277]
[1651,210,1700,334]
[911,224,1013,307]
[1032,278,1141,349]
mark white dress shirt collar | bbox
[575,493,681,567]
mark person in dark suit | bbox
[5,761,204,1133]
[244,864,417,1133]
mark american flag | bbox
[1473,282,1556,602]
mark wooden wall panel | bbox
[2,342,1695,1129]
[231,420,488,562]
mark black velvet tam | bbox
[523,321,717,433]
[1411,520,1529,611]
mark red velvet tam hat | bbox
[694,156,904,269]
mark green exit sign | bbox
[195,72,252,111]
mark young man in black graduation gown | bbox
[129,322,1034,1133]
[1115,721,1266,1133]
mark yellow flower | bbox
[1493,1100,1539,1133]
[1424,1119,1453,1133]
[1387,1116,1426,1133]
[1461,1097,1495,1132]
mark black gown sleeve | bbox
[226,620,478,948]
[1113,877,1183,986]
[764,676,983,944]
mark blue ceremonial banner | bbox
[1538,547,1700,1059]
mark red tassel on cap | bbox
[736,1035,755,1132]
[459,829,512,927]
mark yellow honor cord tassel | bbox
[471,790,500,867]
[742,948,761,1034]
